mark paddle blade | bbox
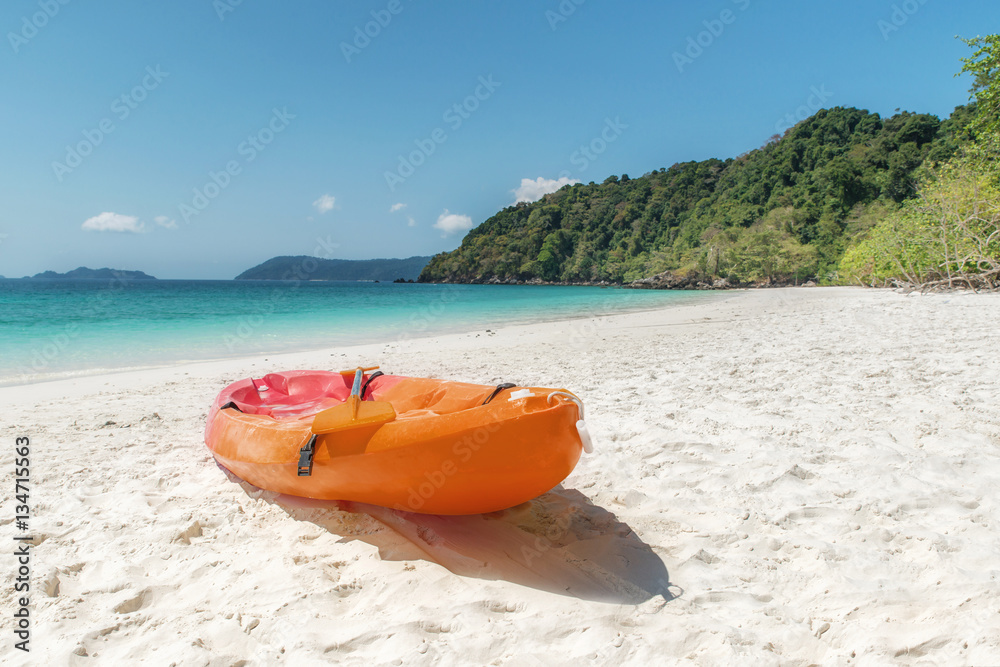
[311,396,396,434]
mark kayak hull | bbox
[204,371,585,515]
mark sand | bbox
[2,286,999,665]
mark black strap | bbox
[361,371,384,400]
[220,401,243,413]
[298,434,317,476]
[482,383,516,405]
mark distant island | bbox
[236,256,432,282]
[27,267,157,281]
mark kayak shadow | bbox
[228,471,674,605]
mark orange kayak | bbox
[204,369,591,515]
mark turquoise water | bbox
[0,279,718,386]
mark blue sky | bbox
[0,0,995,279]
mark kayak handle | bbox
[547,391,593,454]
[547,391,584,419]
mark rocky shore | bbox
[421,272,818,290]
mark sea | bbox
[0,279,723,386]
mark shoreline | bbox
[0,286,735,390]
[0,287,751,403]
[417,277,818,289]
[4,286,1000,664]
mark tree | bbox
[838,34,1000,291]
[722,225,817,284]
[960,35,1000,142]
[839,159,1000,290]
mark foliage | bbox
[721,225,818,284]
[840,35,1000,291]
[838,160,1000,289]
[961,35,1000,143]
[421,105,970,285]
[420,37,998,289]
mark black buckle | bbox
[298,434,317,476]
[482,383,516,405]
[361,370,384,399]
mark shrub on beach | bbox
[839,35,1000,291]
[838,160,1000,289]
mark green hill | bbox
[235,255,432,281]
[420,106,973,286]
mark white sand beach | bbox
[2,286,999,665]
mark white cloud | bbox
[433,210,473,236]
[512,176,580,204]
[313,194,336,213]
[82,212,144,233]
[154,215,177,230]
[407,216,416,227]
[390,202,407,212]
